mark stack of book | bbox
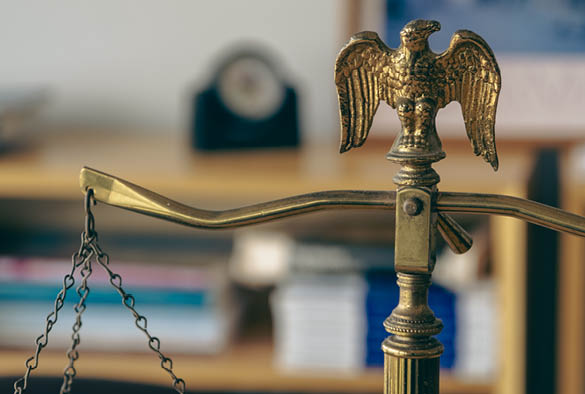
[269,238,490,375]
[272,269,456,372]
[271,273,367,372]
[0,256,235,354]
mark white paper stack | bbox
[271,273,367,373]
[455,280,497,380]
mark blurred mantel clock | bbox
[191,47,299,150]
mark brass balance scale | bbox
[12,19,585,394]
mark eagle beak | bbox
[427,20,441,34]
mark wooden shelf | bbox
[2,337,491,393]
[0,132,535,202]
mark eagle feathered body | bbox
[335,20,501,170]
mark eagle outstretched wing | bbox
[436,30,501,170]
[335,31,397,153]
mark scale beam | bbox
[438,192,585,237]
[79,167,396,229]
[80,167,585,238]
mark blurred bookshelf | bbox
[558,148,585,394]
[0,131,556,394]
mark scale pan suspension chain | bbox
[60,239,93,394]
[13,190,185,394]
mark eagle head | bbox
[400,19,441,50]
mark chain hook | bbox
[84,189,96,239]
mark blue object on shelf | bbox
[364,271,456,369]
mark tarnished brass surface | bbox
[383,273,443,357]
[437,212,473,254]
[394,188,434,273]
[437,192,585,237]
[384,355,439,394]
[382,271,443,394]
[335,19,501,170]
[79,167,396,228]
[80,167,585,240]
[79,166,477,254]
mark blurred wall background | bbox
[0,0,352,144]
[2,0,585,145]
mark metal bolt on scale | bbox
[14,19,585,394]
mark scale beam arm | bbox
[437,192,585,237]
[80,167,585,237]
[79,167,396,229]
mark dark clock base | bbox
[192,87,299,151]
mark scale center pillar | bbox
[383,156,444,394]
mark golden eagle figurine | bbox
[335,19,501,170]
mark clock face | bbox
[217,56,285,120]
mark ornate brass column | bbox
[383,187,442,392]
[376,132,446,393]
[334,19,500,393]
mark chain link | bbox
[60,242,94,394]
[12,233,89,394]
[13,189,185,393]
[90,241,186,394]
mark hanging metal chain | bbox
[13,189,186,394]
[60,244,94,393]
[90,240,186,394]
[59,190,97,393]
[12,192,95,394]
